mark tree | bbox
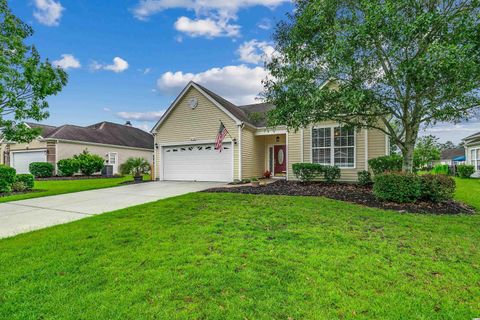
[439,140,457,150]
[0,0,67,143]
[413,135,441,170]
[264,0,480,172]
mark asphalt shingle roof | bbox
[27,121,153,149]
[440,147,465,160]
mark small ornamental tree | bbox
[413,135,441,170]
[264,0,480,172]
[0,0,67,143]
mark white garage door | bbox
[163,143,232,182]
[11,150,47,174]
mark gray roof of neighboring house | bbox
[27,121,153,149]
[440,147,465,160]
[26,122,58,137]
[195,82,274,127]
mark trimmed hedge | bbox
[373,172,456,203]
[16,174,35,190]
[419,174,455,202]
[357,170,372,186]
[57,158,80,176]
[457,164,475,178]
[368,155,403,175]
[0,165,17,193]
[29,162,54,178]
[292,163,341,183]
[373,172,421,203]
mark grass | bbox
[0,175,150,203]
[0,178,479,319]
[454,177,480,211]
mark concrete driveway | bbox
[0,181,221,239]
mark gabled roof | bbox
[25,121,153,149]
[440,147,465,160]
[463,131,480,143]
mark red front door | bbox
[274,145,287,174]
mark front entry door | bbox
[274,145,286,174]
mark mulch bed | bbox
[0,189,44,198]
[119,180,154,186]
[36,175,124,181]
[204,180,475,215]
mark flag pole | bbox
[219,120,234,140]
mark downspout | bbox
[238,123,243,180]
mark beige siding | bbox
[57,141,153,173]
[288,123,387,182]
[8,139,47,151]
[0,143,6,164]
[154,86,240,180]
[241,128,265,179]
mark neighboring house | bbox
[151,81,389,182]
[434,147,466,166]
[463,131,480,178]
[1,122,153,175]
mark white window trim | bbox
[470,147,480,171]
[310,124,356,169]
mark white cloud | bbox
[33,0,64,26]
[257,18,272,30]
[90,57,129,73]
[174,16,240,38]
[420,118,480,143]
[52,54,81,70]
[116,111,165,121]
[132,0,288,20]
[157,64,268,105]
[103,107,111,112]
[138,67,151,74]
[237,39,275,64]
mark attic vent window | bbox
[188,97,198,109]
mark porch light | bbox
[275,136,280,143]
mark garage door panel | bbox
[11,151,47,174]
[163,143,232,182]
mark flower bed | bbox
[205,180,474,214]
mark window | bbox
[471,148,480,171]
[312,126,355,168]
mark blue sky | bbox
[8,0,479,143]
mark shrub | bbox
[457,164,475,178]
[74,150,105,176]
[29,162,54,178]
[16,174,34,190]
[419,174,455,202]
[292,163,322,182]
[57,158,80,176]
[11,181,26,192]
[368,155,403,175]
[263,170,271,179]
[0,165,17,193]
[119,157,150,177]
[431,164,450,175]
[357,170,372,186]
[373,172,421,203]
[322,165,341,183]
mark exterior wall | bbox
[56,141,153,173]
[465,143,480,177]
[5,139,51,169]
[241,128,265,179]
[153,86,240,180]
[8,139,48,151]
[287,123,387,182]
[0,143,5,164]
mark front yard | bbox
[0,175,149,203]
[0,178,479,319]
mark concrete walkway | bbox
[0,181,221,239]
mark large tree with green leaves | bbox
[264,0,480,172]
[413,135,441,169]
[0,0,67,143]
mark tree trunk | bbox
[401,142,415,173]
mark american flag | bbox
[215,121,228,152]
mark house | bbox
[151,81,389,182]
[434,147,466,166]
[1,121,154,175]
[463,131,480,178]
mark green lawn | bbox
[0,179,479,319]
[0,175,149,203]
[454,177,480,211]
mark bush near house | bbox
[57,158,80,176]
[368,154,403,175]
[457,164,475,178]
[29,162,54,178]
[292,163,341,183]
[373,172,421,203]
[357,170,372,186]
[419,174,455,202]
[73,150,105,176]
[0,165,17,193]
[11,181,26,192]
[15,174,34,190]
